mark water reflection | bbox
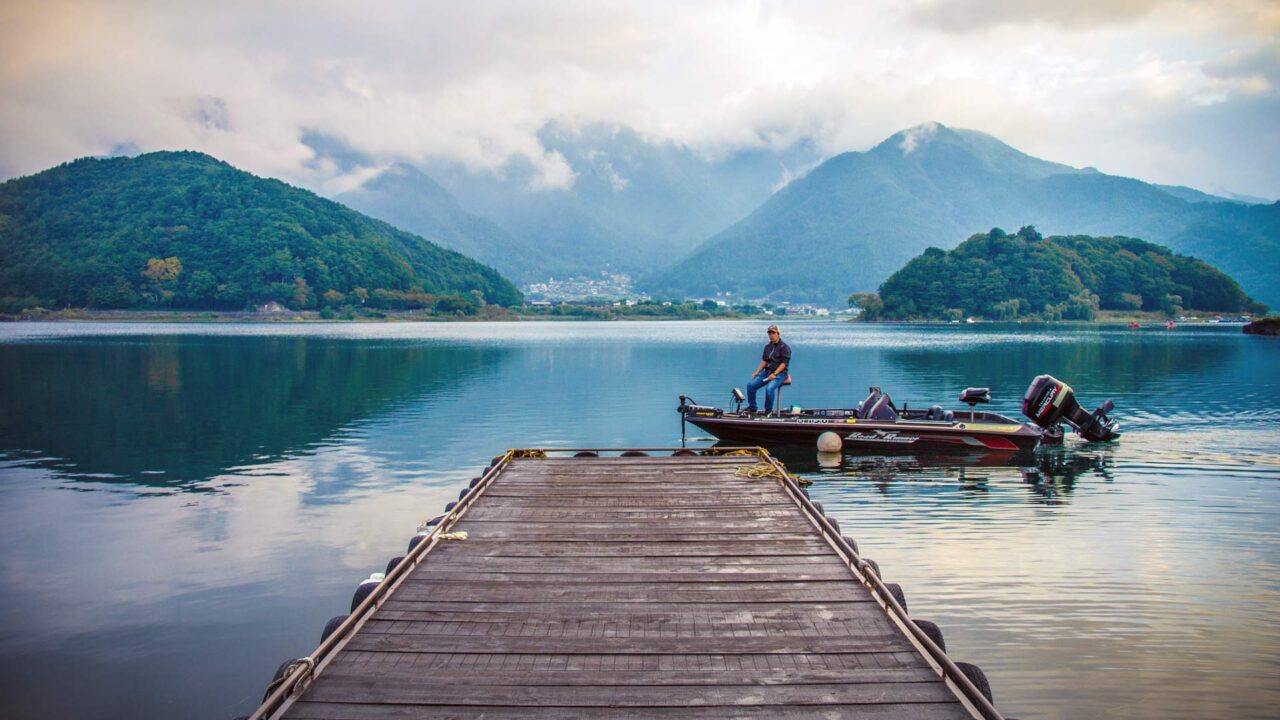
[0,336,509,491]
[777,443,1117,506]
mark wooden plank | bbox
[374,601,881,617]
[453,519,815,532]
[403,568,856,583]
[327,650,929,673]
[320,655,942,676]
[384,580,870,603]
[454,517,812,530]
[341,633,907,655]
[469,497,790,510]
[422,541,833,557]
[402,555,839,571]
[286,701,971,719]
[478,487,787,496]
[444,531,820,543]
[370,602,887,622]
[356,615,899,639]
[300,678,961,707]
[461,507,805,520]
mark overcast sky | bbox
[2,0,1277,199]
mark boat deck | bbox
[251,449,999,720]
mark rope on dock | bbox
[511,449,547,458]
[706,447,757,456]
[734,461,812,486]
[262,656,315,701]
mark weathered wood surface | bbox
[278,455,973,720]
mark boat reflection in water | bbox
[763,443,1116,505]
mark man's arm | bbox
[767,361,787,380]
[752,359,767,377]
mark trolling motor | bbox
[677,394,724,446]
[1022,375,1120,442]
[677,394,722,416]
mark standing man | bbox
[746,324,791,414]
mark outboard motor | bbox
[1022,375,1120,442]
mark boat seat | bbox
[923,405,956,422]
[857,387,882,418]
[773,375,793,414]
[866,392,898,421]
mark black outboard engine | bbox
[1022,375,1120,442]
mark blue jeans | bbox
[746,370,788,412]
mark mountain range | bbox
[643,122,1278,307]
[337,121,1275,308]
[3,123,1273,312]
[342,122,821,283]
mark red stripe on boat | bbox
[978,435,1020,450]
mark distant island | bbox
[0,152,522,317]
[850,226,1267,321]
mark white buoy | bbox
[817,431,843,453]
[817,451,841,468]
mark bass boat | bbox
[678,374,1119,452]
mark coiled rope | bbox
[734,462,782,480]
[734,461,812,486]
[710,448,757,456]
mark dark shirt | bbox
[761,340,791,374]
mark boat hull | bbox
[684,413,1045,452]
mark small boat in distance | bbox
[678,375,1119,453]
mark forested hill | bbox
[866,227,1266,321]
[0,152,522,312]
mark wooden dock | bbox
[250,449,1001,720]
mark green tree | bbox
[184,270,218,306]
[435,294,476,315]
[847,292,884,320]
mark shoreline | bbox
[0,308,1249,325]
[0,308,773,323]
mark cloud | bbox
[907,0,1165,32]
[899,122,941,154]
[0,0,1277,198]
[190,96,231,132]
[1203,42,1280,93]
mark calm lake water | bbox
[0,320,1277,719]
